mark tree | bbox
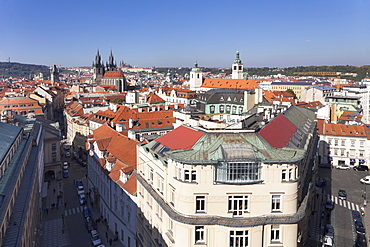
[286,89,297,99]
[111,97,125,104]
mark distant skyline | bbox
[1,0,370,68]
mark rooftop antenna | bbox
[8,57,10,63]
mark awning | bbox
[350,159,356,163]
[360,159,365,163]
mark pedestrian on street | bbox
[109,239,112,246]
[53,188,55,193]
[105,231,108,239]
[64,202,67,208]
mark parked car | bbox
[360,176,370,185]
[322,236,333,247]
[338,189,347,200]
[324,224,334,238]
[79,194,87,205]
[355,220,366,235]
[83,207,92,218]
[90,230,102,246]
[63,170,69,178]
[354,165,369,171]
[78,189,85,196]
[353,210,362,223]
[76,179,83,187]
[85,216,96,232]
[336,164,351,170]
[355,233,367,247]
[325,199,334,210]
[63,162,69,170]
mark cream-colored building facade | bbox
[136,106,317,247]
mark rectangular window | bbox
[121,229,124,241]
[340,149,345,156]
[341,140,345,146]
[220,105,224,113]
[271,195,281,212]
[360,140,364,147]
[334,139,338,146]
[184,169,196,182]
[51,143,57,151]
[216,162,261,183]
[196,196,206,213]
[282,169,287,181]
[271,225,280,242]
[195,226,205,243]
[351,139,355,147]
[226,105,231,113]
[230,230,248,247]
[228,195,248,216]
[149,168,154,184]
[210,105,215,114]
[157,175,164,195]
[170,187,175,206]
[288,169,293,180]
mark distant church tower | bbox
[232,51,243,79]
[189,62,203,91]
[92,49,105,84]
[106,50,117,71]
[50,65,59,84]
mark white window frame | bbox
[195,226,205,244]
[271,225,281,242]
[228,195,249,216]
[195,196,206,213]
[230,230,248,247]
[271,195,281,212]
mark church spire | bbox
[234,51,242,64]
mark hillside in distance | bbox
[0,62,50,79]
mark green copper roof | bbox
[164,131,305,164]
[233,51,243,65]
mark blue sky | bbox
[1,0,370,68]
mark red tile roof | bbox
[317,119,367,137]
[156,125,204,150]
[147,92,165,104]
[258,114,297,148]
[202,78,259,90]
[103,71,125,78]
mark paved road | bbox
[40,148,123,247]
[318,167,369,247]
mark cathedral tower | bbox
[92,49,105,84]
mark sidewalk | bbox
[40,179,70,247]
[88,195,124,247]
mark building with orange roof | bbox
[88,104,182,142]
[270,81,313,99]
[101,70,127,92]
[155,86,197,105]
[86,123,140,247]
[188,52,257,92]
[317,119,370,167]
[0,96,45,118]
[137,106,318,247]
[194,88,263,115]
